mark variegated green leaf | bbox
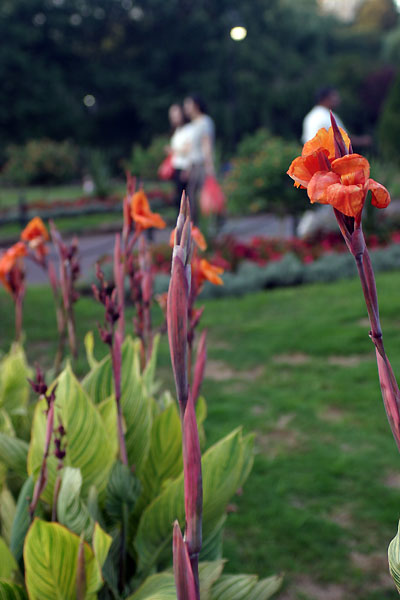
[126,573,176,600]
[57,467,94,541]
[0,487,16,546]
[199,560,225,600]
[84,332,98,369]
[389,520,400,592]
[142,334,160,396]
[0,344,31,419]
[0,537,18,580]
[0,435,28,478]
[82,337,152,471]
[0,580,27,599]
[10,477,34,565]
[24,518,111,600]
[27,365,116,504]
[134,428,254,573]
[211,573,282,600]
[136,402,182,510]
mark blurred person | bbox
[298,86,371,239]
[302,86,371,148]
[302,86,344,143]
[167,103,192,208]
[183,94,215,223]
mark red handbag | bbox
[200,175,226,216]
[158,154,174,180]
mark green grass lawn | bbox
[1,273,400,599]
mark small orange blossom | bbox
[130,189,166,231]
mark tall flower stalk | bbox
[167,195,202,600]
[287,114,400,450]
[93,254,128,466]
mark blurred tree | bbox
[0,0,393,163]
[378,68,400,161]
[353,0,398,32]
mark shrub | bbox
[1,139,79,185]
[223,129,302,216]
[126,135,169,180]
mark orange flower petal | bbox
[199,259,224,286]
[130,189,166,230]
[323,183,366,218]
[331,154,370,185]
[307,171,341,204]
[368,179,391,210]
[21,216,49,243]
[191,226,207,251]
[302,126,351,161]
[287,151,330,188]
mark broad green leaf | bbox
[84,332,98,369]
[82,337,152,471]
[126,573,176,600]
[57,467,94,541]
[24,519,109,600]
[389,520,400,592]
[142,334,160,396]
[0,435,28,478]
[199,560,225,600]
[98,397,118,460]
[210,574,257,599]
[10,477,34,565]
[0,580,27,599]
[246,575,283,600]
[137,403,182,509]
[0,537,18,580]
[92,522,112,572]
[199,516,226,562]
[0,487,16,546]
[211,574,282,600]
[134,428,253,573]
[0,411,15,436]
[27,365,116,504]
[0,344,31,418]
[105,461,140,522]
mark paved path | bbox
[2,214,295,285]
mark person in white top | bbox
[167,104,192,207]
[302,87,344,143]
[298,86,372,239]
[183,94,215,223]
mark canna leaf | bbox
[0,580,27,599]
[57,467,94,541]
[0,344,31,418]
[10,477,34,566]
[126,573,176,600]
[82,337,153,471]
[0,435,29,478]
[198,560,225,600]
[0,536,18,580]
[24,518,110,600]
[105,461,140,523]
[136,402,182,511]
[27,365,116,504]
[0,486,16,546]
[211,573,282,600]
[134,428,253,573]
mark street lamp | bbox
[230,25,247,41]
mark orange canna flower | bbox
[130,189,166,231]
[21,217,49,259]
[0,242,27,294]
[169,225,207,251]
[193,258,224,288]
[287,126,390,222]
